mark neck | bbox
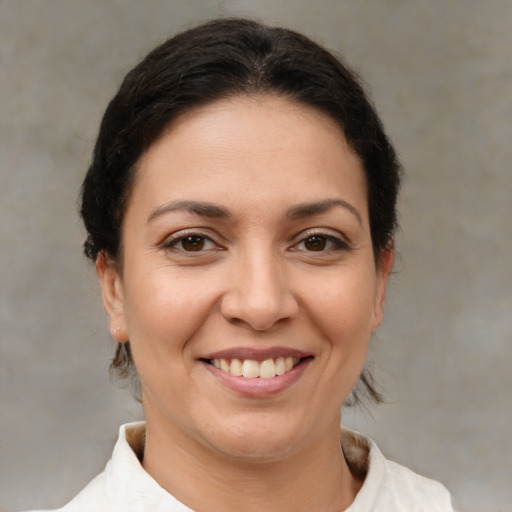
[142,411,362,512]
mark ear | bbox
[371,244,394,331]
[95,252,128,342]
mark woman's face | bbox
[98,95,392,461]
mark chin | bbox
[200,414,309,463]
[212,436,299,464]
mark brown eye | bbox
[163,232,220,254]
[180,235,206,251]
[304,235,327,251]
[292,232,349,253]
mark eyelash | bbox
[291,230,351,253]
[161,229,350,255]
[160,230,222,254]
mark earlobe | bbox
[95,252,128,342]
[371,245,394,331]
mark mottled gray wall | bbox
[1,1,511,511]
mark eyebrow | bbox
[147,198,362,226]
[286,199,363,226]
[147,200,231,223]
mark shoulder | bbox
[22,472,109,512]
[384,459,454,511]
[21,422,191,512]
[341,429,455,512]
[20,423,142,512]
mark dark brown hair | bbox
[80,18,401,406]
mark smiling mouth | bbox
[205,357,303,379]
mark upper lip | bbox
[202,346,313,361]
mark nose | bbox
[220,248,299,331]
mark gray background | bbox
[1,1,511,511]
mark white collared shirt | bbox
[26,422,454,512]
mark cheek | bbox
[306,267,377,340]
[305,266,377,390]
[122,268,218,358]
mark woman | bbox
[28,18,454,512]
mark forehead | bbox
[130,94,367,220]
[159,94,353,160]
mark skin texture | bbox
[97,95,393,511]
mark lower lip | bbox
[202,358,312,398]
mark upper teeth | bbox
[211,357,299,378]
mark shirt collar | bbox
[105,422,383,511]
